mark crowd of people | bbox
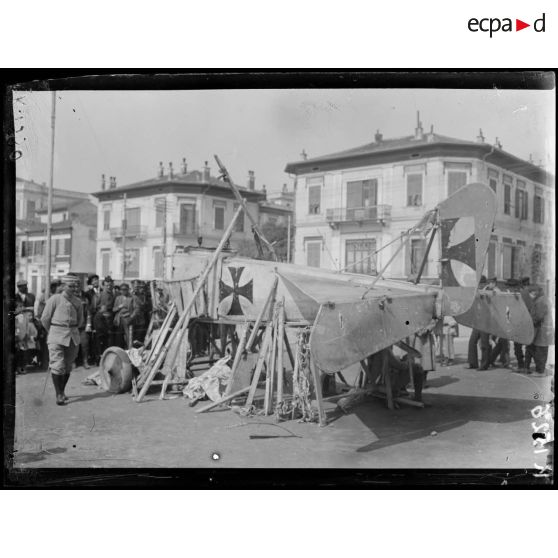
[467,276,554,375]
[14,274,152,377]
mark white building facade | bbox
[286,126,554,288]
[92,165,267,281]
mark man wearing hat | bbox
[130,280,149,343]
[92,276,115,358]
[85,274,101,363]
[41,273,84,405]
[524,285,554,374]
[16,279,36,312]
[15,280,37,374]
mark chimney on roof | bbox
[181,157,187,175]
[248,170,255,191]
[158,162,164,178]
[374,129,383,143]
[169,162,174,179]
[109,176,116,189]
[282,183,288,194]
[528,153,534,164]
[300,149,308,160]
[262,184,267,195]
[203,161,211,182]
[476,128,485,143]
[495,137,502,149]
[101,174,106,191]
[414,111,424,140]
[427,125,435,142]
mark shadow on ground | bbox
[327,392,536,453]
[424,375,460,389]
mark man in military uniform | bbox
[41,274,84,405]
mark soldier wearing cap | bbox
[41,273,84,405]
[93,275,116,358]
[16,279,36,312]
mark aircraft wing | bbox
[278,270,436,373]
[455,291,535,345]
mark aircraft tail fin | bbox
[436,183,496,315]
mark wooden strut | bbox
[214,154,278,261]
[362,232,412,297]
[264,300,280,415]
[382,350,395,411]
[275,297,286,418]
[135,205,244,402]
[223,322,250,398]
[144,302,176,369]
[310,360,327,427]
[245,322,274,407]
[195,386,251,414]
[245,276,278,352]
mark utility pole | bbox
[162,198,167,280]
[122,192,127,280]
[45,91,56,294]
[287,213,291,263]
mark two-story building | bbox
[285,117,554,288]
[16,177,90,224]
[16,199,98,295]
[92,161,267,280]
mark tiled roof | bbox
[290,133,478,167]
[284,131,553,185]
[92,170,252,196]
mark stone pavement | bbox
[9,336,553,470]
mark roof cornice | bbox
[285,141,553,186]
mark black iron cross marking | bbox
[219,267,253,315]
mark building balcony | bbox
[326,205,392,228]
[110,225,147,240]
[55,254,70,262]
[172,223,199,238]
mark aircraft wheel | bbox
[99,346,133,393]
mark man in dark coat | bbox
[16,279,36,310]
[467,276,495,370]
[525,285,554,374]
[93,276,115,358]
[512,277,532,369]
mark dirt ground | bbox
[10,336,553,470]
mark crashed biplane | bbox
[128,156,534,425]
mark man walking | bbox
[524,285,554,375]
[41,274,84,405]
[513,277,533,370]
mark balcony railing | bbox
[326,205,391,226]
[172,223,199,237]
[110,225,147,240]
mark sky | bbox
[14,87,555,196]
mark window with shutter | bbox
[308,185,321,214]
[306,241,321,268]
[406,174,423,206]
[447,171,467,196]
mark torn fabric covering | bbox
[183,356,231,403]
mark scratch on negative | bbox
[90,415,95,432]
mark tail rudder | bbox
[437,183,496,315]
